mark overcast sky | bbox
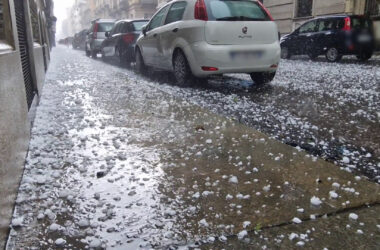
[54,0,75,39]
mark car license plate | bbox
[230,50,264,60]
[358,34,371,43]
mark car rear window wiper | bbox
[216,16,265,21]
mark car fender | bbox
[171,37,198,74]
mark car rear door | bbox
[157,1,188,70]
[314,18,338,54]
[140,5,170,66]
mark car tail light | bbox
[93,23,98,39]
[257,0,274,21]
[343,17,351,31]
[194,0,208,21]
[123,34,134,44]
[202,66,218,71]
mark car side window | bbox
[299,21,317,33]
[318,19,336,32]
[165,2,187,25]
[148,6,170,31]
[110,23,118,35]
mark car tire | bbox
[325,47,342,62]
[91,50,97,59]
[356,51,372,61]
[135,48,147,74]
[173,50,194,86]
[85,46,90,57]
[250,72,276,85]
[281,46,291,59]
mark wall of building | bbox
[0,0,53,248]
[265,0,368,34]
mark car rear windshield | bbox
[98,22,114,32]
[132,21,148,31]
[205,0,271,21]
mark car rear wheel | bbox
[85,46,90,57]
[250,72,276,85]
[326,47,342,62]
[135,48,147,74]
[356,51,372,61]
[281,47,291,59]
[173,50,193,86]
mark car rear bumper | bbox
[187,41,281,77]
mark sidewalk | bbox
[6,47,380,249]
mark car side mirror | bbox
[142,25,147,36]
[105,31,110,37]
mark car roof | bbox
[115,19,149,23]
[311,14,370,20]
[92,18,116,23]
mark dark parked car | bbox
[280,15,375,62]
[85,19,116,58]
[72,29,87,50]
[100,19,149,65]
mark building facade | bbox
[264,0,380,33]
[66,0,158,36]
[0,0,55,248]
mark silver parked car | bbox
[135,0,280,85]
[85,19,115,58]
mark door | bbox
[158,1,188,70]
[296,20,318,55]
[14,0,35,110]
[103,23,119,57]
[139,5,169,66]
[314,18,338,54]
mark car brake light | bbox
[202,66,218,71]
[93,23,98,39]
[343,17,351,31]
[194,0,208,21]
[123,34,134,44]
[257,0,274,21]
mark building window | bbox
[0,0,14,49]
[296,0,313,18]
[30,0,41,44]
[366,0,380,16]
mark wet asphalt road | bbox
[7,47,380,249]
[102,50,380,182]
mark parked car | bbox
[85,19,116,58]
[100,19,149,65]
[135,0,280,85]
[72,29,87,50]
[280,15,375,62]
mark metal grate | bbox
[14,0,35,110]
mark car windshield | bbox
[205,0,270,21]
[133,21,148,31]
[98,22,114,32]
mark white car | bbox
[135,0,280,85]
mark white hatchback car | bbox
[135,0,280,85]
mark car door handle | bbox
[153,34,157,38]
[172,28,179,33]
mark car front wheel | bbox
[173,50,193,86]
[250,72,276,85]
[326,47,342,62]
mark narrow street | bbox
[7,47,380,249]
